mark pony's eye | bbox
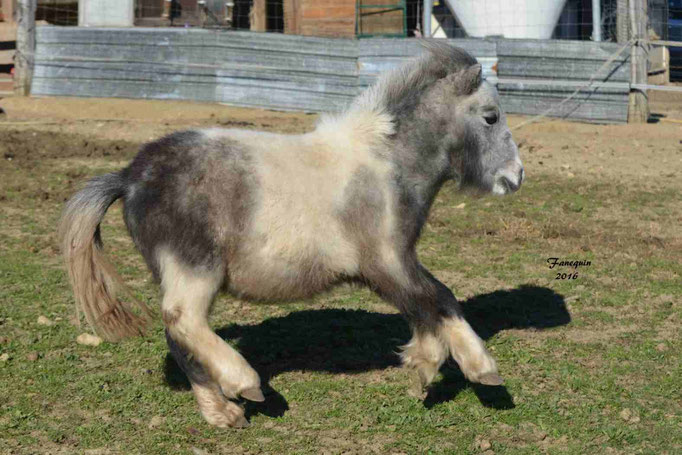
[483,112,499,125]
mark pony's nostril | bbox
[500,176,519,193]
[492,165,523,195]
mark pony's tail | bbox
[59,172,151,342]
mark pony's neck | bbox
[388,119,452,246]
[320,105,451,245]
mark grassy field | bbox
[1,98,681,454]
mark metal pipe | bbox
[592,0,602,41]
[423,0,432,38]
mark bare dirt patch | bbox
[1,95,679,193]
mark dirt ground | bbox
[0,95,680,186]
[1,95,681,455]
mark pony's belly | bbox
[224,207,360,301]
[225,258,340,301]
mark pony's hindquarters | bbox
[59,172,151,341]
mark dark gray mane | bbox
[352,41,480,119]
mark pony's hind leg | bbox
[166,331,249,428]
[399,330,449,399]
[159,250,263,427]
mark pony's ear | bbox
[459,64,482,95]
[442,63,482,95]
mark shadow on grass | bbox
[164,284,569,418]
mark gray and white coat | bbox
[59,42,524,428]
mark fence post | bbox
[250,0,266,32]
[14,0,36,96]
[423,0,432,38]
[592,0,602,41]
[616,0,628,43]
[627,0,648,123]
[2,0,16,23]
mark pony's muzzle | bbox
[492,161,524,195]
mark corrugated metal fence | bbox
[32,27,631,123]
[496,40,630,123]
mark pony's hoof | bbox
[407,384,427,400]
[240,387,265,402]
[231,413,250,429]
[478,372,504,386]
[219,402,249,429]
[407,370,428,400]
[197,394,249,429]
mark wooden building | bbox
[134,0,408,38]
[0,0,16,95]
[283,0,406,38]
[284,0,356,38]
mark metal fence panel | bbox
[496,39,630,123]
[357,38,498,88]
[32,27,631,121]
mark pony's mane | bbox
[351,41,479,118]
[316,42,479,150]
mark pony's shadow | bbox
[163,284,570,418]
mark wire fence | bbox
[28,1,677,41]
[134,1,274,30]
[1,1,677,119]
[35,1,77,26]
[3,1,681,87]
[33,0,679,80]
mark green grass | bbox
[1,129,681,454]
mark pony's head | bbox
[355,41,523,196]
[442,69,524,196]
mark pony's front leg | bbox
[423,271,503,387]
[159,252,263,428]
[367,264,502,397]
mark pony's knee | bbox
[162,306,183,326]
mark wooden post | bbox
[284,0,299,35]
[250,0,266,32]
[616,0,628,43]
[2,0,17,23]
[14,0,35,96]
[627,0,648,123]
